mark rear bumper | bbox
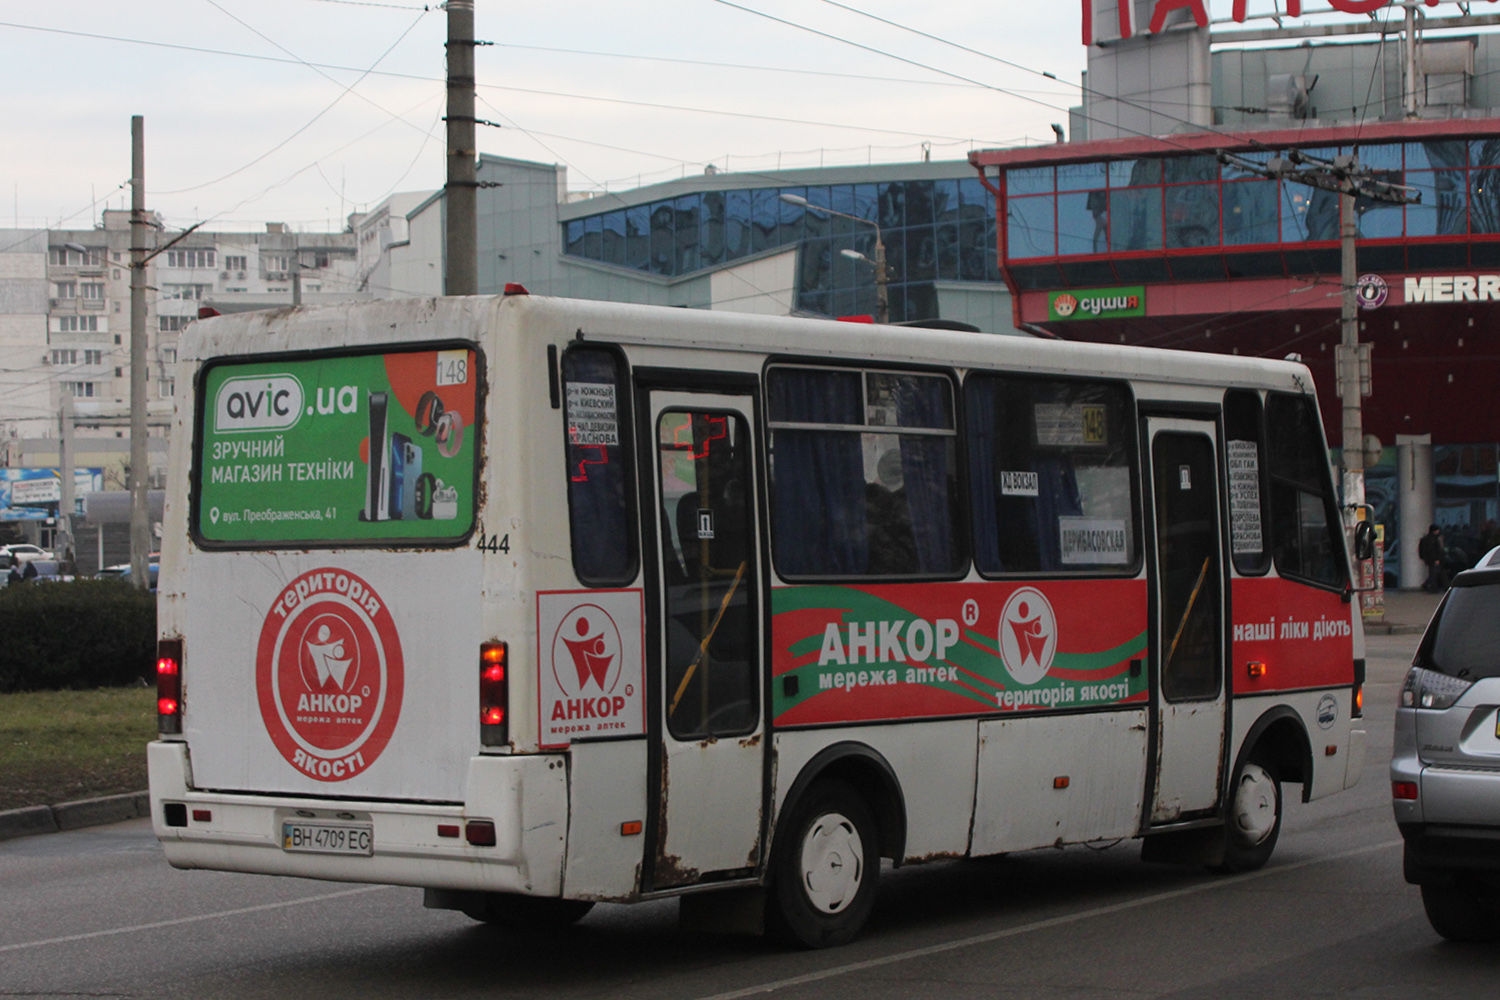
[147,742,569,896]
[1400,822,1500,883]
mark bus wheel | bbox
[767,779,879,949]
[1211,755,1281,873]
[461,893,595,929]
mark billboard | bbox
[0,468,104,521]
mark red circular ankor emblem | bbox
[256,569,403,782]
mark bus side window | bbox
[562,347,637,586]
[1265,392,1345,588]
[966,374,1137,575]
[766,366,962,579]
[1224,389,1270,575]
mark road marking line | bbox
[693,838,1404,1000]
[0,885,391,953]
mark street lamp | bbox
[778,193,889,324]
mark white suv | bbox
[1392,546,1500,941]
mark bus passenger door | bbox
[641,390,765,889]
[1144,416,1227,824]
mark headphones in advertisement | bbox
[415,390,464,458]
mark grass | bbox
[0,686,157,812]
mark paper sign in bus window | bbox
[1227,439,1264,555]
[1034,403,1108,447]
[1059,517,1130,565]
[1000,471,1040,497]
[566,383,620,446]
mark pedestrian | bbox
[1419,524,1445,593]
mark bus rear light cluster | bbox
[157,639,184,734]
[465,820,497,847]
[480,642,508,747]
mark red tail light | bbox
[480,642,508,747]
[1393,781,1419,800]
[157,639,183,735]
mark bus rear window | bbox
[194,345,480,547]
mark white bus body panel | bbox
[562,740,649,900]
[772,723,978,863]
[1229,691,1360,802]
[971,710,1148,853]
[150,742,568,894]
[177,550,482,802]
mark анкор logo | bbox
[999,587,1058,686]
[553,604,624,696]
[256,568,404,782]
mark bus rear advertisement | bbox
[149,292,1366,948]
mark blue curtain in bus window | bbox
[768,369,868,575]
[1033,455,1083,570]
[966,378,1002,572]
[895,379,954,573]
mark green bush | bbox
[0,580,156,692]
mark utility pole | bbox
[58,394,74,574]
[1216,148,1413,543]
[445,0,478,296]
[1337,189,1371,517]
[1403,2,1421,118]
[129,115,150,589]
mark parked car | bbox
[96,557,159,591]
[6,559,70,584]
[1392,545,1500,941]
[0,543,51,564]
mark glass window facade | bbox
[1002,140,1500,265]
[562,179,998,323]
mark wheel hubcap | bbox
[800,812,864,914]
[1230,763,1277,846]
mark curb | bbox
[0,791,150,844]
[1364,623,1425,636]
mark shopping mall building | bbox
[385,0,1500,586]
[967,0,1500,587]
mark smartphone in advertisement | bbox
[388,433,411,519]
[400,439,424,520]
[362,391,389,521]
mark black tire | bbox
[1209,755,1281,873]
[461,892,595,930]
[1420,883,1500,943]
[767,778,880,949]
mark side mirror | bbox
[1353,520,1375,561]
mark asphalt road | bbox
[4,629,1496,1000]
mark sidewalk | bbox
[1363,587,1442,636]
[0,791,149,844]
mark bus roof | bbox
[182,293,1312,396]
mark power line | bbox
[488,40,1071,95]
[157,7,431,195]
[705,0,1254,162]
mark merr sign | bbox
[1404,274,1500,302]
[1083,1,1479,46]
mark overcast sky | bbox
[0,1,1413,235]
